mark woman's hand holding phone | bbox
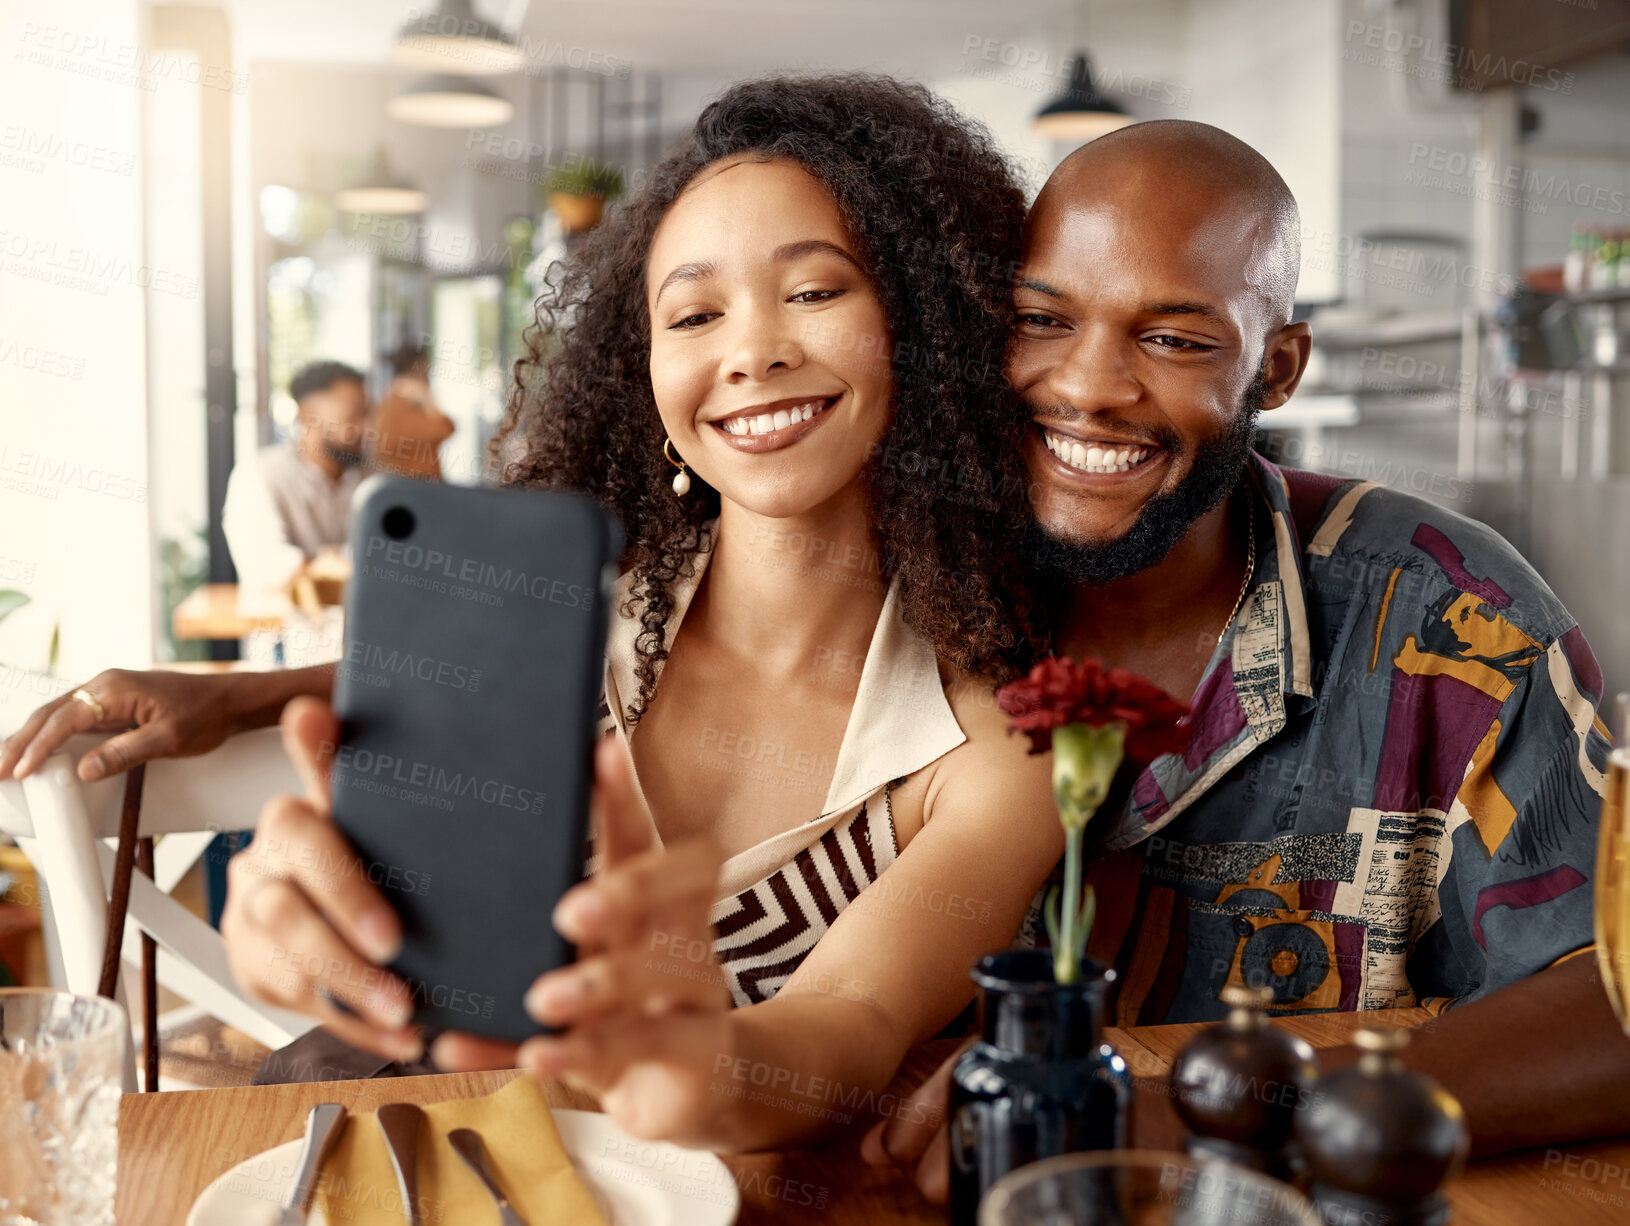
[433,735,735,1145]
[223,697,734,1145]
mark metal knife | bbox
[448,1127,530,1226]
[277,1102,348,1226]
[376,1103,426,1226]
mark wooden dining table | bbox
[171,584,293,642]
[119,1008,1630,1225]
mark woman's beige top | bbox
[597,522,968,1006]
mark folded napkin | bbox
[313,1075,609,1226]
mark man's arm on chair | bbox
[0,664,336,782]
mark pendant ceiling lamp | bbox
[1032,0,1133,143]
[333,146,429,214]
[1033,54,1133,141]
[393,0,524,76]
[387,74,515,128]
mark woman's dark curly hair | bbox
[493,72,1048,723]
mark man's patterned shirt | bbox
[1078,453,1610,1024]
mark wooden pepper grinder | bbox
[1296,1027,1470,1226]
[1168,985,1320,1180]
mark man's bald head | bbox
[1036,120,1301,332]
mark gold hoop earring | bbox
[663,437,691,497]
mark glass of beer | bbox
[1594,692,1630,1034]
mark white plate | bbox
[187,1109,740,1226]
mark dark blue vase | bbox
[948,948,1131,1226]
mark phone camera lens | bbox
[381,506,416,540]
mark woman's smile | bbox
[711,393,841,452]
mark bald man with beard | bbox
[865,120,1622,1199]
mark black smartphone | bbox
[330,475,622,1041]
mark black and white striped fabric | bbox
[711,789,895,1006]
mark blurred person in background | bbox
[222,359,368,593]
[371,342,453,481]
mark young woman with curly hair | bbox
[210,73,1065,1152]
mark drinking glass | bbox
[0,989,125,1226]
[1594,693,1630,1033]
[979,1150,1320,1226]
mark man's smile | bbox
[1029,421,1167,483]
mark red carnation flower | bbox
[997,655,1191,763]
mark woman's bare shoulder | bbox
[913,664,1054,819]
[937,662,1028,748]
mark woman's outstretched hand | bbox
[432,735,732,1143]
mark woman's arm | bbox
[709,687,1061,1149]
[457,683,1064,1152]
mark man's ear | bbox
[1259,321,1312,412]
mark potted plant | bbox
[947,656,1191,1225]
[543,159,625,234]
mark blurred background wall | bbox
[2,0,1628,695]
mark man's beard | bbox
[322,439,365,468]
[1024,374,1266,586]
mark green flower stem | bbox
[1056,824,1086,984]
[1050,720,1125,984]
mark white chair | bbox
[0,723,317,1090]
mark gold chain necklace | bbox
[1216,497,1257,649]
